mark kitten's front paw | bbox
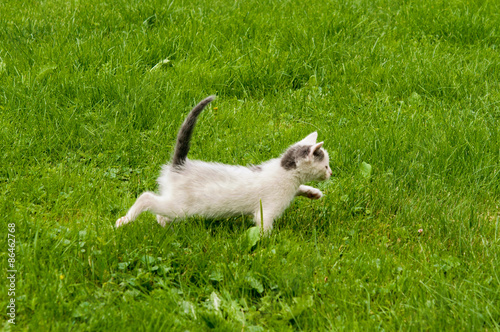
[115,216,130,227]
[304,188,323,200]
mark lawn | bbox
[1,0,499,330]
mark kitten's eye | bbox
[325,166,328,169]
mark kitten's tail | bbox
[172,95,216,168]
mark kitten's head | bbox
[280,132,332,182]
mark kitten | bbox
[115,96,332,232]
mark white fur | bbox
[116,131,332,232]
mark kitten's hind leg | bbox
[116,192,172,227]
[156,215,169,227]
[296,185,323,200]
[116,216,131,227]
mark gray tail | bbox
[172,95,216,168]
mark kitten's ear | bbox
[308,142,324,158]
[299,131,318,145]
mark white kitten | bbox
[116,96,332,232]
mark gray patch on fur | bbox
[248,165,262,172]
[313,148,324,162]
[280,145,311,170]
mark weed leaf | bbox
[243,226,261,251]
[360,161,372,179]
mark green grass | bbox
[1,0,500,330]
